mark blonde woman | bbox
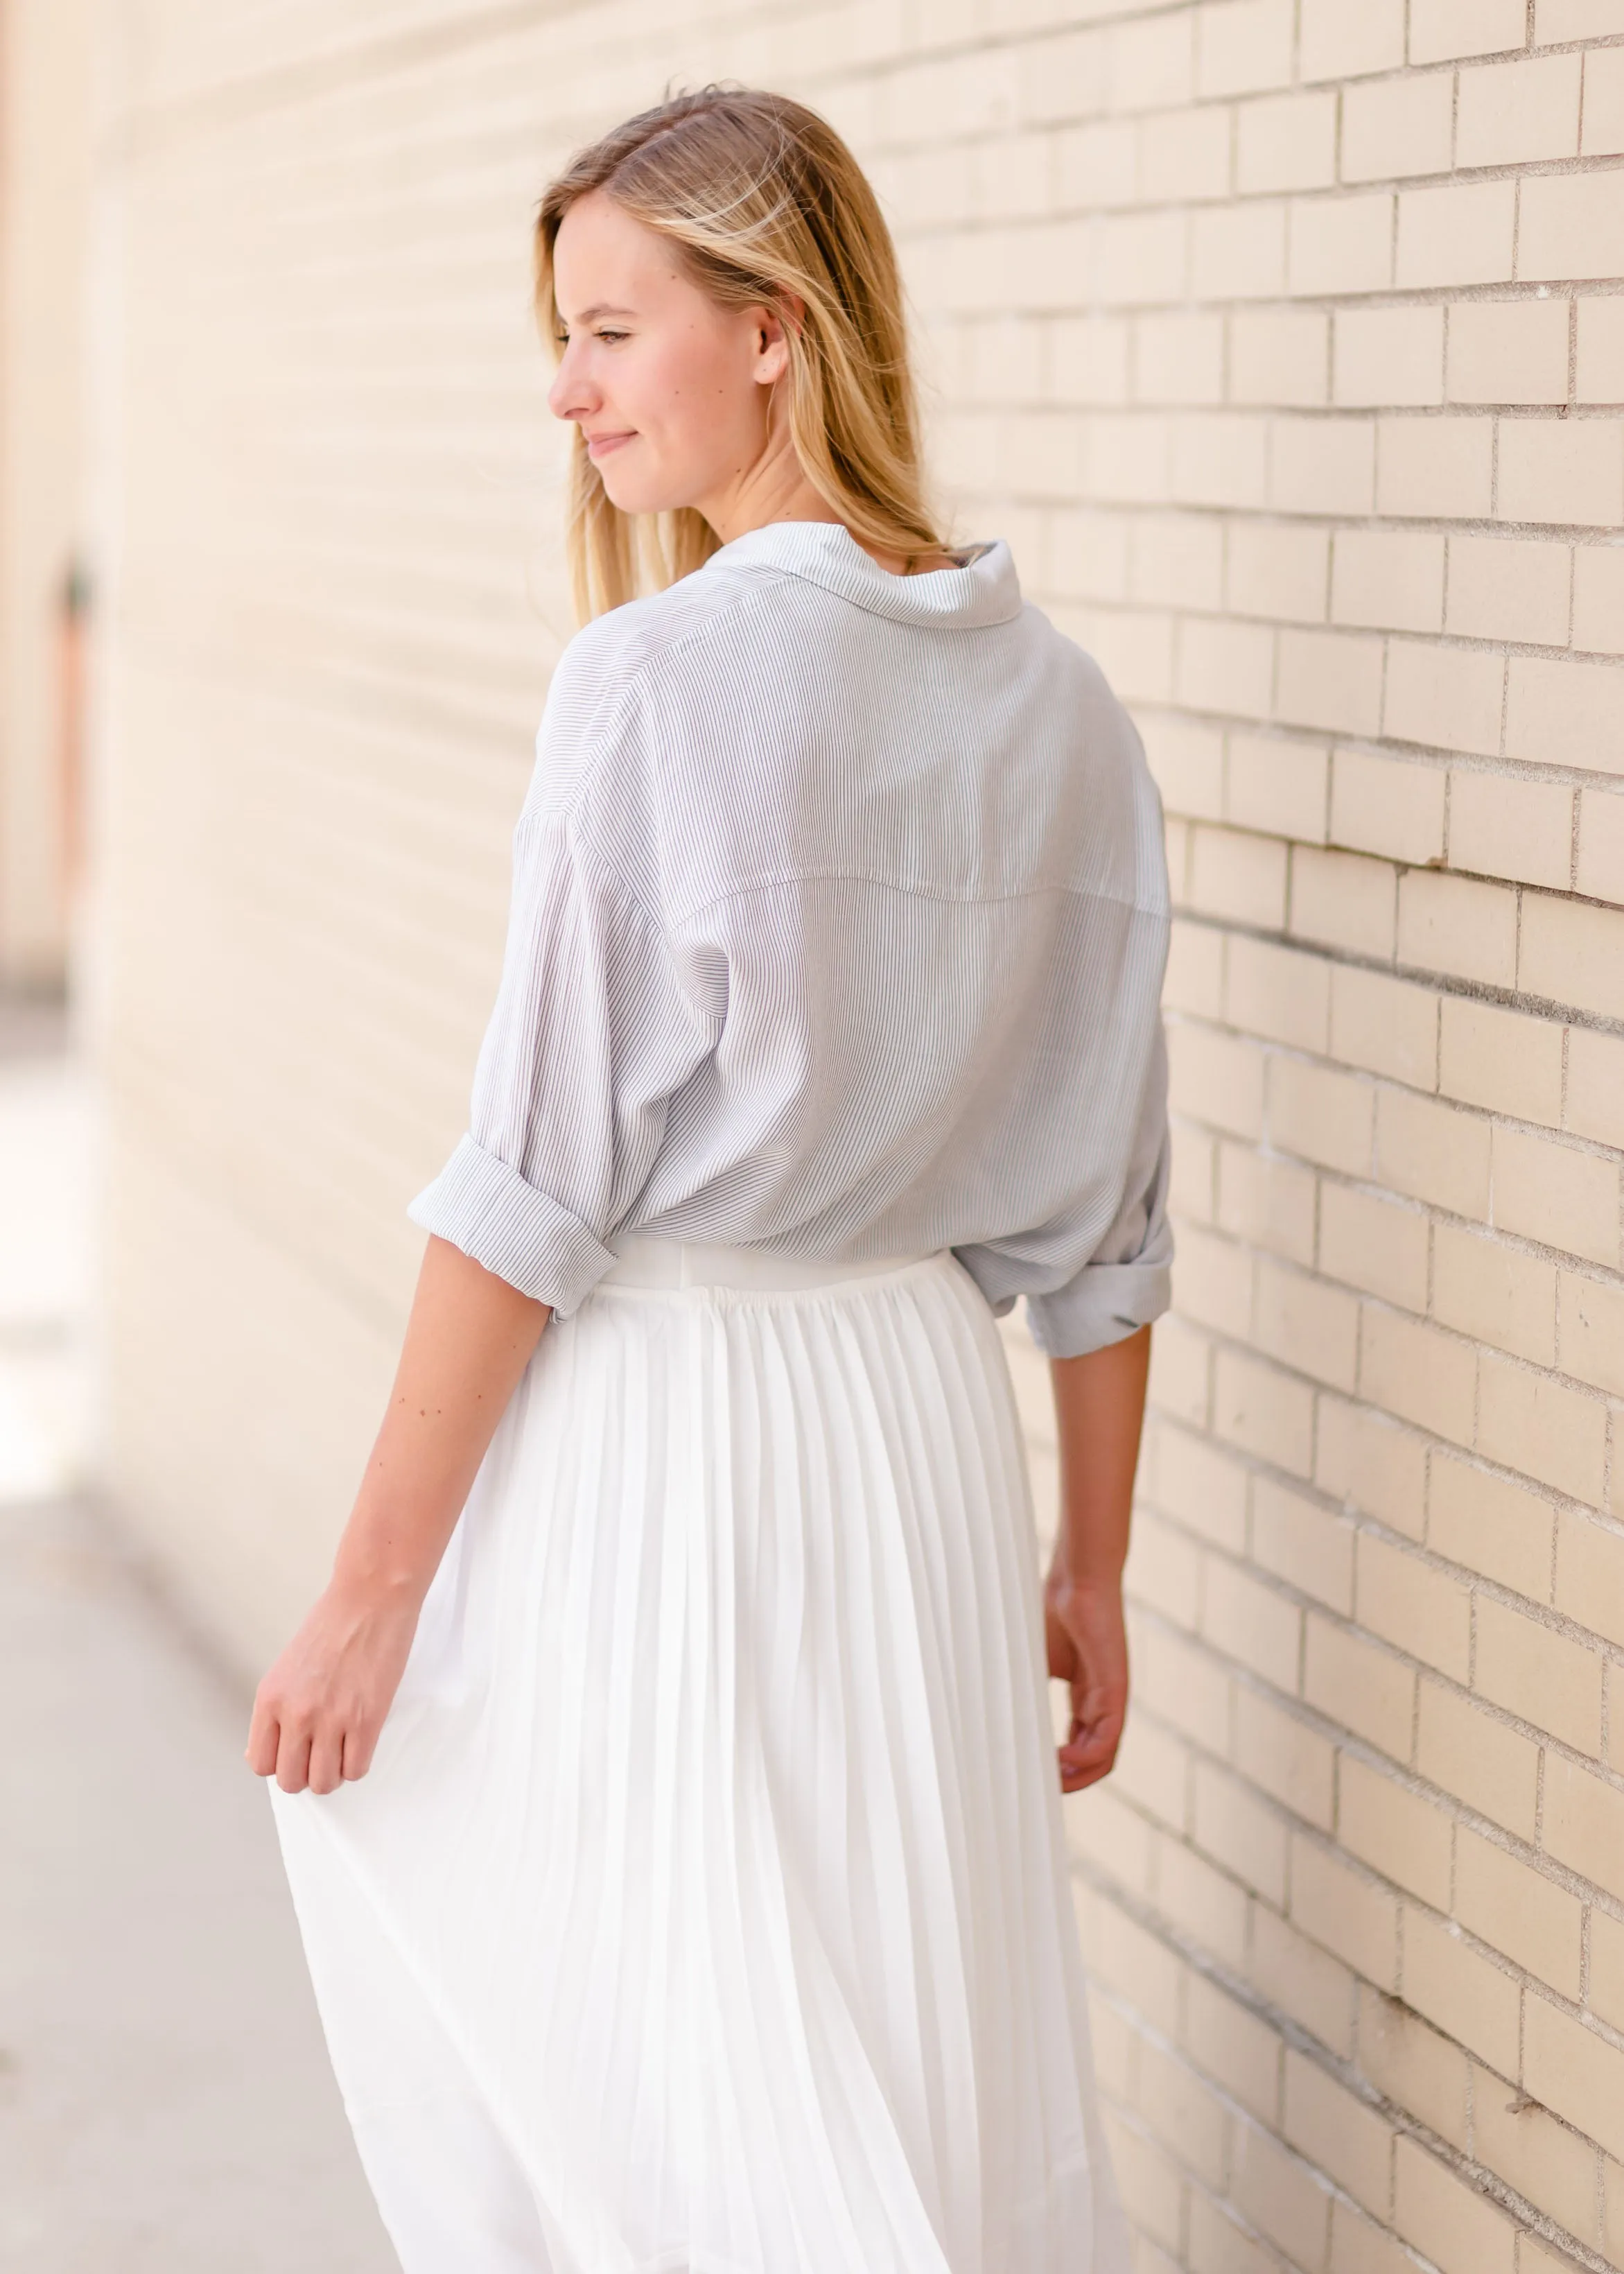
[250,85,1169,2274]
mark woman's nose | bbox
[547,345,596,424]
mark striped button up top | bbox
[407,518,1172,1359]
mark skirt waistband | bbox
[597,1231,942,1292]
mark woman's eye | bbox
[596,329,628,344]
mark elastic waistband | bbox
[596,1231,941,1293]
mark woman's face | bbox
[548,190,791,524]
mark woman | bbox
[250,85,1170,2274]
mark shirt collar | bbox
[705,517,1022,629]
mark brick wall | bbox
[91,6,1624,2271]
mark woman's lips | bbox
[585,431,634,459]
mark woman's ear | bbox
[751,294,804,386]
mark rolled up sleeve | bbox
[1023,1018,1174,1360]
[407,809,718,1315]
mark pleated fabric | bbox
[270,1247,1130,2274]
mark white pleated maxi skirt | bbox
[270,1234,1130,2274]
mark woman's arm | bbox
[246,1234,551,1797]
[1042,1322,1151,1794]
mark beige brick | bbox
[1270,1059,1375,1178]
[1136,106,1232,207]
[1195,0,1294,100]
[1110,10,1196,115]
[1236,89,1336,194]
[1227,731,1329,842]
[1392,2134,1517,2274]
[1520,890,1624,1021]
[1555,1511,1624,1654]
[1478,1350,1609,1508]
[1582,45,1624,164]
[1543,1751,1624,1896]
[1433,1222,1557,1366]
[1449,772,1573,894]
[1110,1710,1190,1837]
[1341,1756,1451,1907]
[1289,845,1396,957]
[1395,181,1517,290]
[1169,1020,1266,1139]
[1471,2058,1603,2241]
[1252,1473,1355,1611]
[1049,315,1131,408]
[1229,309,1329,408]
[1304,1613,1415,1760]
[1250,1902,1356,2055]
[1234,2115,1334,2269]
[1226,520,1329,623]
[1398,869,1517,986]
[1131,2038,1229,2191]
[1359,1531,1474,1682]
[1190,200,1289,302]
[1578,787,1624,906]
[1237,1685,1336,1826]
[1189,824,1289,927]
[1525,1995,1624,2162]
[1330,749,1446,866]
[1158,1833,1251,1971]
[1277,630,1386,740]
[1257,1257,1361,1390]
[1183,1968,1282,2122]
[1408,0,1527,64]
[1330,529,1446,636]
[1081,1885,1187,2037]
[1498,423,1624,531]
[1492,1123,1620,1271]
[1415,1678,1540,1841]
[1592,1905,1624,2032]
[1170,1127,1219,1222]
[1193,1758,1288,1902]
[1438,996,1564,1125]
[1333,306,1444,412]
[1457,53,1582,169]
[1145,713,1225,819]
[1300,0,1404,83]
[1099,2114,1184,2254]
[1521,173,1624,288]
[1476,1588,1605,1752]
[1316,1403,1429,1538]
[1541,0,1624,37]
[1356,1982,1470,2146]
[1149,1312,1214,1430]
[1329,966,1439,1091]
[1377,1086,1491,1216]
[1177,612,1274,715]
[1329,2201,1417,2274]
[1377,415,1494,520]
[1576,296,1624,405]
[1401,1908,1523,2081]
[1456,1825,1582,1997]
[1291,1835,1400,1990]
[1320,1184,1429,1312]
[1202,1547,1303,1689]
[1217,1140,1317,1265]
[1560,1271,1624,1400]
[1173,1221,1254,1340]
[1447,534,1571,648]
[1214,1344,1316,1475]
[1429,1452,1554,1604]
[1286,192,1394,297]
[1566,1027,1624,1150]
[1574,546,1624,659]
[1284,2049,1392,2216]
[1359,1305,1477,1448]
[1227,935,1329,1051]
[1385,641,1506,761]
[1135,315,1226,410]
[1340,73,1453,184]
[1270,417,1376,517]
[1447,298,1571,408]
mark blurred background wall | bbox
[14,3,1622,2271]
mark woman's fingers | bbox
[244,1691,281,1778]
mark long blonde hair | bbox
[535,86,947,622]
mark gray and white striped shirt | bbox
[408,518,1172,1358]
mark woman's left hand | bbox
[245,1577,423,1796]
[1043,1565,1128,1794]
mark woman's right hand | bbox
[245,1577,423,1796]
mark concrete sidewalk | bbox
[0,1012,394,2272]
